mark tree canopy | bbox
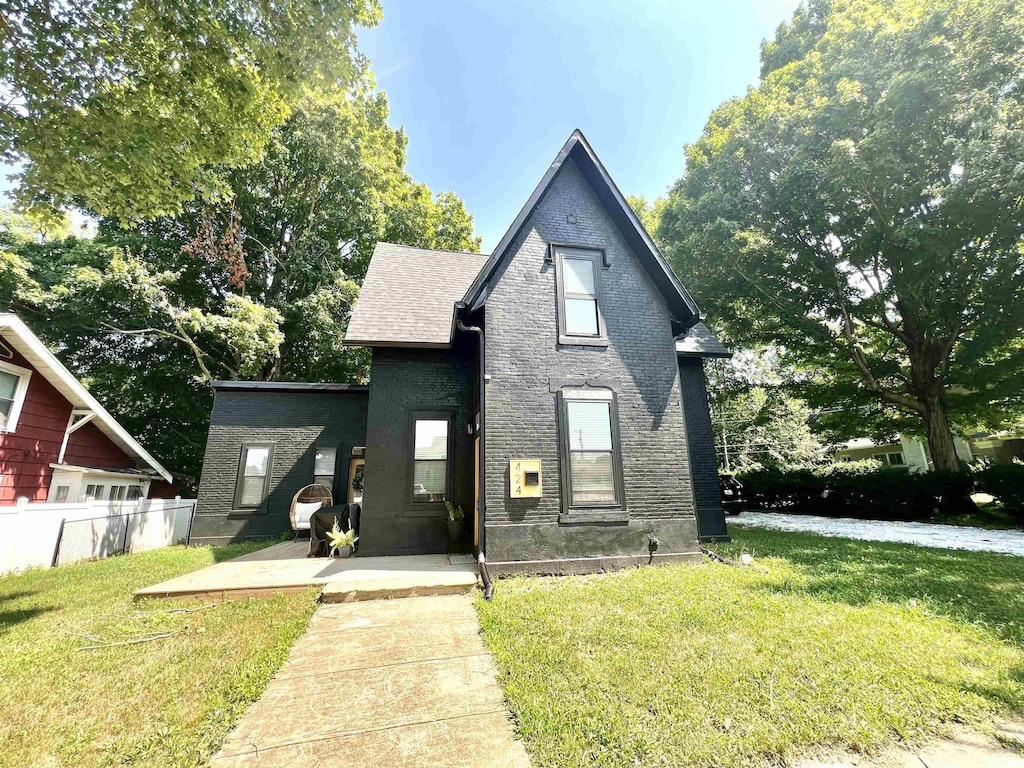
[1,88,480,482]
[0,0,381,222]
[661,0,1024,472]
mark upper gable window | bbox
[554,247,607,345]
[0,360,32,433]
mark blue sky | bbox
[360,0,803,251]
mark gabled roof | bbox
[0,314,172,482]
[675,322,731,358]
[462,130,702,329]
[344,242,487,348]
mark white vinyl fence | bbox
[0,497,197,575]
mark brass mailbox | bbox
[509,459,542,498]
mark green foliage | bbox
[444,501,465,522]
[974,462,1024,520]
[0,0,382,222]
[707,351,822,471]
[477,529,1024,767]
[662,0,1024,471]
[0,87,481,481]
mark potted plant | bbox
[326,516,358,558]
[444,501,465,551]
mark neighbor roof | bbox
[344,242,488,348]
[0,314,172,482]
[462,130,702,331]
[212,381,369,393]
[675,322,731,358]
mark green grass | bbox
[0,542,318,768]
[476,529,1024,768]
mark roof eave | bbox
[0,314,173,483]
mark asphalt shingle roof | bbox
[675,321,731,358]
[345,242,488,347]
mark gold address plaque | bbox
[509,459,542,498]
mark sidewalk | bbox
[210,594,530,768]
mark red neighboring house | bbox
[0,314,172,504]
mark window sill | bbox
[228,508,268,517]
[558,335,609,348]
[558,509,630,525]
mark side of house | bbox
[0,314,171,503]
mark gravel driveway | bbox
[730,510,1024,557]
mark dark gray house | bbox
[192,130,731,574]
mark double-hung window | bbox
[410,415,450,505]
[313,447,337,491]
[554,247,606,343]
[234,444,273,510]
[559,389,624,510]
[0,361,32,432]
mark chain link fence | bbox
[53,502,195,568]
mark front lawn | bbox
[476,529,1024,768]
[0,543,318,767]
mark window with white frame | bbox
[411,416,450,505]
[84,484,105,501]
[554,247,606,341]
[55,486,69,503]
[0,360,32,432]
[234,444,273,510]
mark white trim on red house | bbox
[0,358,33,433]
[0,314,172,482]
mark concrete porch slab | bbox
[134,541,479,601]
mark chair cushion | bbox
[293,501,322,530]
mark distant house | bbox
[834,433,1023,473]
[0,314,172,503]
[192,130,731,574]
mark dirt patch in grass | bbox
[476,529,1024,768]
[0,542,318,767]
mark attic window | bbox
[554,247,607,345]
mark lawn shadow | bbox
[730,530,1024,647]
[0,605,55,634]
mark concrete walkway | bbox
[210,594,530,768]
[731,511,1024,556]
[135,542,479,600]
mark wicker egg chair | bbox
[289,483,333,535]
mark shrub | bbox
[736,463,971,521]
[974,462,1024,523]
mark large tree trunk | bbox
[922,394,961,472]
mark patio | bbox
[134,540,480,601]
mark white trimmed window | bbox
[0,360,32,433]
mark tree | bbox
[661,0,1024,474]
[0,89,481,479]
[707,348,822,472]
[0,0,381,222]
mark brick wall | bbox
[359,343,475,555]
[482,157,700,564]
[679,357,728,540]
[191,388,368,544]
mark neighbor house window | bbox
[559,389,623,508]
[554,247,606,342]
[234,445,273,510]
[313,447,337,491]
[109,486,126,502]
[411,415,450,504]
[0,360,32,432]
[84,484,104,501]
[54,486,69,503]
[126,486,143,501]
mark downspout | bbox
[455,303,493,601]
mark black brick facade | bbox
[481,158,703,567]
[191,387,368,544]
[358,343,476,555]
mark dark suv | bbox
[719,474,746,515]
